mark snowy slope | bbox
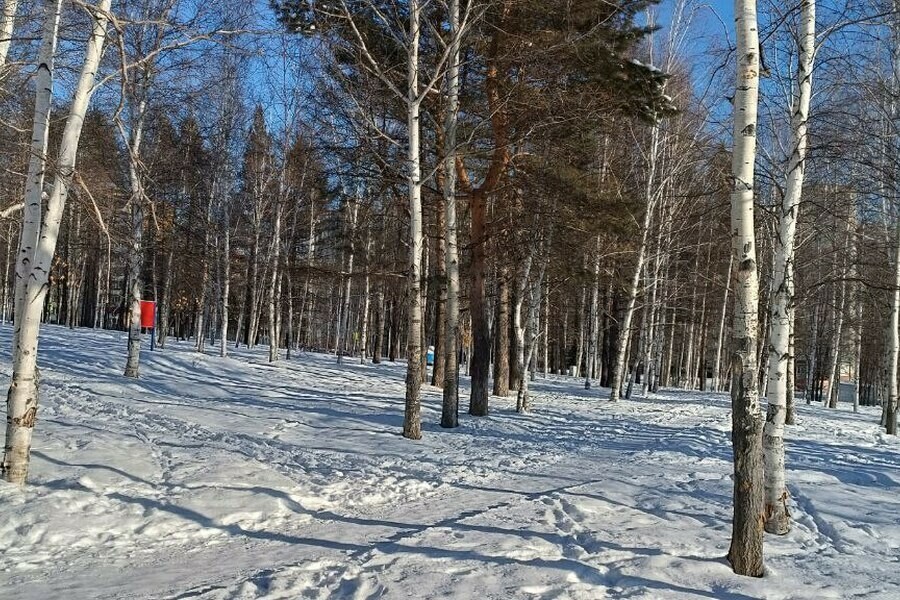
[0,325,898,599]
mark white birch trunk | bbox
[852,299,862,414]
[123,137,145,378]
[195,187,215,353]
[886,216,900,435]
[713,254,734,391]
[441,0,462,428]
[727,0,765,576]
[220,205,230,357]
[299,197,317,349]
[402,0,424,440]
[359,234,371,363]
[584,239,600,389]
[806,304,819,404]
[785,268,797,425]
[3,0,61,483]
[574,286,586,377]
[336,200,356,363]
[542,280,549,377]
[764,10,813,541]
[642,230,664,396]
[122,68,149,376]
[13,0,61,328]
[1,222,12,323]
[0,0,18,73]
[611,117,661,400]
[268,189,284,363]
[2,0,111,483]
[682,270,699,389]
[517,243,549,413]
[610,206,653,401]
[512,254,533,398]
[827,216,852,408]
[826,277,847,409]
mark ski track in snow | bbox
[0,325,898,600]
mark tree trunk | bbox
[158,246,173,349]
[402,0,424,440]
[267,190,284,363]
[585,239,601,389]
[511,267,528,393]
[0,0,18,73]
[1,222,12,323]
[3,0,63,483]
[389,296,400,361]
[123,89,149,377]
[511,256,533,397]
[336,200,357,362]
[827,214,853,408]
[373,288,385,364]
[611,208,653,401]
[805,303,819,404]
[431,199,446,382]
[852,290,862,414]
[785,280,797,426]
[542,279,550,377]
[516,250,547,413]
[713,255,734,391]
[298,194,317,349]
[493,270,511,397]
[220,207,230,357]
[13,0,61,335]
[244,224,260,348]
[441,0,461,427]
[359,236,372,364]
[642,240,664,396]
[727,0,765,577]
[886,216,900,435]
[195,189,214,353]
[574,285,586,377]
[3,0,111,483]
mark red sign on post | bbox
[140,301,156,329]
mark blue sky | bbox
[657,0,735,40]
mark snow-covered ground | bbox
[0,325,898,599]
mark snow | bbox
[629,58,662,74]
[1,325,898,599]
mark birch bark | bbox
[727,0,765,575]
[585,239,600,389]
[3,0,111,483]
[610,206,653,401]
[886,218,900,435]
[765,9,813,525]
[713,255,734,391]
[268,179,284,363]
[440,0,461,428]
[402,0,424,439]
[123,95,147,378]
[0,0,17,72]
[13,0,61,330]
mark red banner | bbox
[140,301,156,328]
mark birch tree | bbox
[401,0,425,439]
[2,0,112,484]
[886,217,900,434]
[763,0,815,536]
[728,0,766,576]
[0,0,17,72]
[440,0,462,429]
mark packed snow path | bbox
[1,326,898,599]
